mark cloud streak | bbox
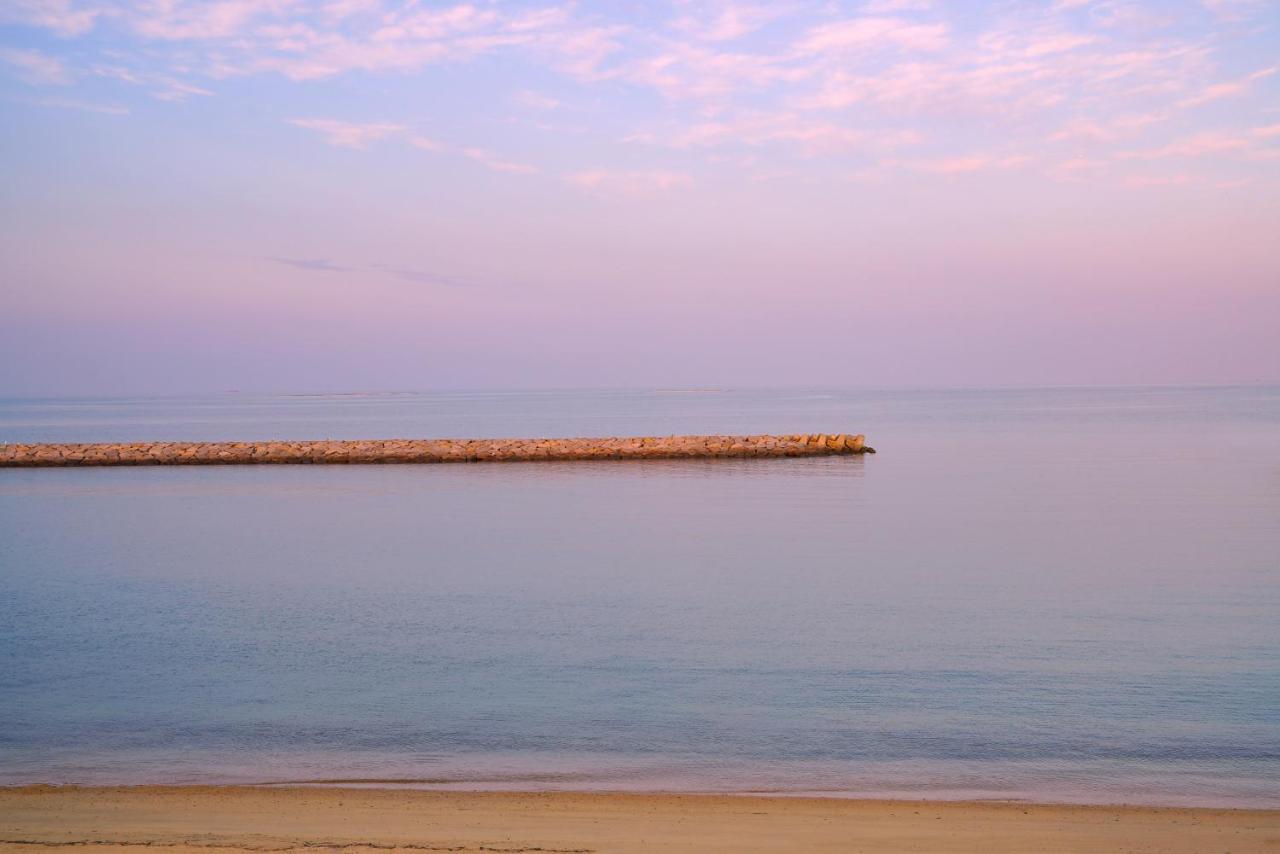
[271,257,466,286]
[287,117,405,148]
[0,48,72,85]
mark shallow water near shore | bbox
[1,387,1278,807]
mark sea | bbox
[1,387,1277,807]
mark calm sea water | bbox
[1,387,1277,807]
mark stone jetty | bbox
[0,434,873,467]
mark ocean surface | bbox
[1,387,1277,807]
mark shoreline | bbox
[4,778,1277,811]
[1,786,1277,853]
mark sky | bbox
[1,0,1278,395]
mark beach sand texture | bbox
[1,787,1276,854]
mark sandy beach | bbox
[1,786,1277,853]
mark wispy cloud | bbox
[798,33,1209,116]
[0,47,72,85]
[461,147,539,175]
[862,0,934,12]
[911,154,1029,174]
[1118,125,1280,159]
[796,16,949,55]
[1178,66,1277,108]
[87,62,213,102]
[1200,0,1270,21]
[280,121,541,176]
[287,117,404,148]
[1,0,102,36]
[271,257,465,286]
[670,3,793,43]
[1049,112,1166,142]
[370,264,466,286]
[1121,131,1251,159]
[407,135,538,175]
[655,111,923,154]
[408,135,446,152]
[153,78,214,102]
[134,0,297,41]
[617,43,810,101]
[270,257,353,273]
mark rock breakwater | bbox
[0,434,873,467]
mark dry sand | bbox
[2,786,1277,853]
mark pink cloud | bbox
[1120,131,1254,159]
[151,78,213,101]
[1049,112,1166,142]
[408,135,446,152]
[368,4,496,43]
[317,0,379,23]
[670,3,789,43]
[666,111,922,154]
[287,117,404,148]
[134,0,297,41]
[86,61,212,102]
[977,25,1098,59]
[164,3,618,82]
[1178,66,1278,108]
[796,16,949,55]
[912,154,1029,174]
[0,47,72,85]
[1,0,102,35]
[1201,0,1269,21]
[407,136,537,175]
[862,0,934,12]
[461,148,539,175]
[544,25,628,81]
[796,31,1211,122]
[620,44,810,100]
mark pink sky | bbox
[1,0,1278,393]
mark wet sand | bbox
[1,786,1276,853]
